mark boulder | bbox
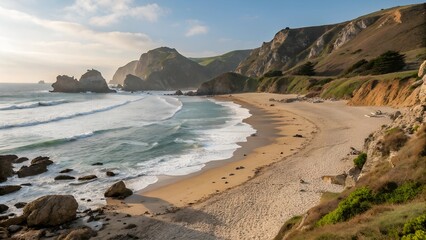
[60,169,73,173]
[321,173,348,186]
[14,202,26,209]
[61,227,97,240]
[78,175,97,181]
[0,215,26,228]
[196,72,257,95]
[30,156,52,166]
[17,164,48,178]
[13,157,29,164]
[7,224,22,233]
[0,155,17,182]
[174,90,183,96]
[23,195,78,227]
[418,60,426,78]
[0,205,8,214]
[0,185,21,196]
[106,171,116,177]
[55,175,76,181]
[104,181,133,199]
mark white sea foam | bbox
[0,99,69,110]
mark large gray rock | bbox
[79,69,114,93]
[52,69,115,93]
[52,75,80,93]
[17,164,48,178]
[123,74,147,91]
[104,181,132,199]
[0,204,8,214]
[0,155,17,183]
[23,195,78,227]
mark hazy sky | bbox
[0,0,423,83]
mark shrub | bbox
[296,62,316,76]
[369,51,406,75]
[264,70,283,78]
[317,187,374,226]
[353,153,367,169]
[377,182,423,204]
[402,214,426,239]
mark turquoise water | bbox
[0,83,255,209]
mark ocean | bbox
[0,83,255,210]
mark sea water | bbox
[0,83,255,211]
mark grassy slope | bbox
[190,50,252,66]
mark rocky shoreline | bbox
[0,154,134,239]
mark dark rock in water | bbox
[62,227,97,240]
[91,162,103,166]
[0,186,21,196]
[123,74,147,92]
[78,175,97,181]
[52,69,115,93]
[0,155,18,183]
[31,156,53,166]
[13,157,28,164]
[104,181,133,199]
[54,175,75,181]
[14,202,26,209]
[106,171,116,177]
[174,90,183,95]
[17,164,48,178]
[23,195,78,227]
[0,216,8,221]
[20,183,32,186]
[196,72,257,95]
[59,168,73,173]
[293,134,303,138]
[185,90,196,96]
[0,205,8,214]
[51,75,80,93]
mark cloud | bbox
[65,0,164,26]
[185,21,208,37]
[0,6,157,51]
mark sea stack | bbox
[51,69,115,93]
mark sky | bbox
[0,0,424,83]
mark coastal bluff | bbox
[52,69,115,93]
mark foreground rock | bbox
[123,74,147,91]
[17,156,53,178]
[78,175,97,181]
[104,181,132,199]
[55,175,75,180]
[23,195,78,227]
[52,69,115,93]
[0,155,18,182]
[60,227,97,240]
[196,72,257,95]
[0,185,21,196]
[0,205,8,214]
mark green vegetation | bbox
[296,61,316,76]
[320,78,364,99]
[353,153,367,169]
[402,214,426,239]
[263,70,283,78]
[345,51,406,75]
[317,187,374,226]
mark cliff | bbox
[51,69,114,93]
[196,72,257,95]
[236,4,425,77]
[111,48,252,90]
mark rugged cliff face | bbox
[111,48,252,90]
[52,70,114,93]
[236,4,425,77]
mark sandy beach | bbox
[98,93,393,240]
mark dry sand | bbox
[97,93,393,240]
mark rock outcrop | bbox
[17,156,53,178]
[122,74,147,92]
[197,72,258,95]
[23,195,78,227]
[111,60,138,84]
[0,155,17,182]
[236,4,425,76]
[104,181,132,199]
[52,69,114,93]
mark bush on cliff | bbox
[295,62,316,76]
[345,51,406,75]
[353,153,367,169]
